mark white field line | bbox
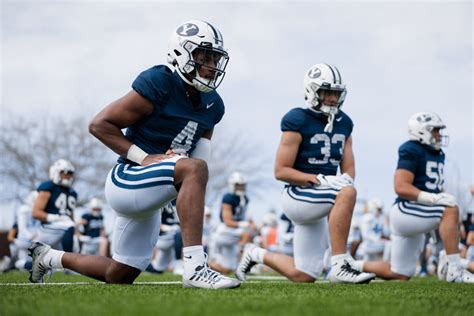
[0,278,384,286]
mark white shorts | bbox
[281,185,336,278]
[390,201,445,276]
[293,219,330,279]
[37,222,74,250]
[281,185,339,224]
[212,224,243,270]
[390,201,444,236]
[105,156,185,271]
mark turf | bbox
[1,271,472,316]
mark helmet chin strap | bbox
[324,112,335,133]
[310,104,338,133]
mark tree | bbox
[0,113,114,205]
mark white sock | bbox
[250,247,267,264]
[447,253,461,267]
[183,245,205,274]
[42,249,65,269]
[353,260,364,272]
[331,253,350,267]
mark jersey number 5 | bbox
[425,161,444,191]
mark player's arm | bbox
[274,131,319,186]
[221,204,243,228]
[32,191,52,222]
[7,226,17,243]
[394,169,419,201]
[189,129,213,162]
[340,135,355,179]
[89,90,152,156]
[17,208,34,240]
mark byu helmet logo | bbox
[308,67,321,79]
[177,23,199,36]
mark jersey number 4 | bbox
[171,121,198,153]
[308,133,345,165]
[54,193,76,216]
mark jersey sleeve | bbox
[37,181,54,193]
[222,193,235,205]
[281,109,305,132]
[397,143,420,173]
[132,66,170,106]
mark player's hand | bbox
[417,191,457,207]
[142,153,177,166]
[434,193,457,207]
[316,173,354,190]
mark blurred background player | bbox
[355,112,474,283]
[77,198,109,257]
[236,64,375,284]
[359,198,390,261]
[210,172,256,274]
[32,159,77,254]
[148,201,183,274]
[276,213,294,257]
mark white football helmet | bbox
[49,159,75,187]
[167,20,229,93]
[304,63,347,132]
[408,112,448,150]
[89,198,103,211]
[367,198,384,215]
[228,171,246,193]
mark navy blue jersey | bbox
[37,181,77,218]
[118,65,225,165]
[281,108,353,176]
[395,140,445,202]
[81,213,103,238]
[220,193,249,222]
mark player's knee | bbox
[104,261,140,284]
[288,270,314,283]
[339,186,357,201]
[185,159,208,180]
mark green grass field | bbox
[1,271,472,316]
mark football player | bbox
[28,20,240,289]
[149,201,182,274]
[32,159,77,253]
[210,172,256,274]
[354,112,474,282]
[359,198,390,261]
[11,191,40,271]
[77,198,109,257]
[236,64,375,283]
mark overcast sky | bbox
[1,0,472,222]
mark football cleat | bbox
[235,243,257,281]
[446,265,474,283]
[328,260,376,284]
[28,242,52,283]
[183,263,241,289]
[437,250,448,281]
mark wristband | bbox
[47,214,60,222]
[238,221,250,228]
[127,144,148,165]
[417,191,436,205]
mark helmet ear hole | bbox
[174,49,181,57]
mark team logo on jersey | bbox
[177,23,199,36]
[308,67,321,79]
